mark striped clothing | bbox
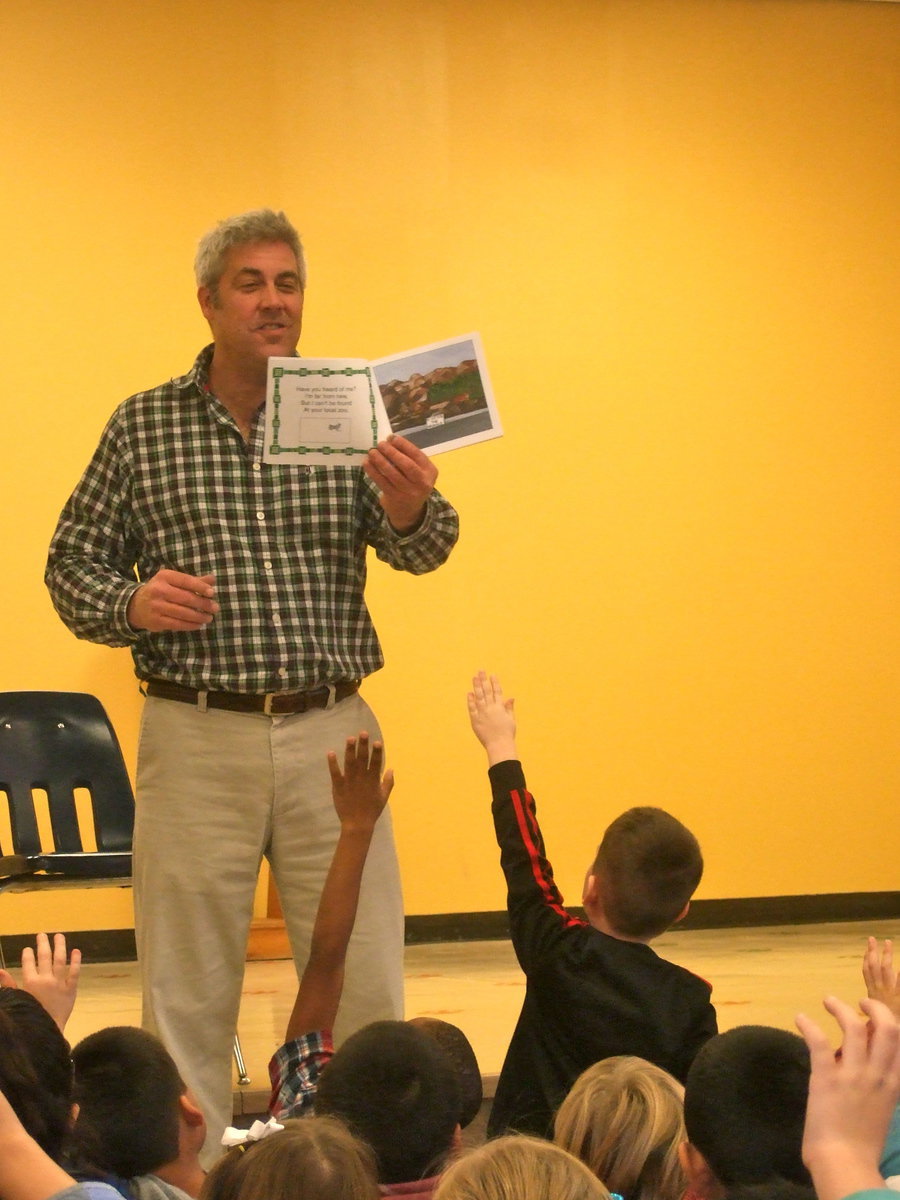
[486,759,717,1138]
[45,345,459,692]
[268,1029,334,1118]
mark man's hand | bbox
[796,995,900,1200]
[327,733,394,834]
[127,569,218,632]
[863,937,900,1021]
[467,671,518,767]
[363,435,437,534]
[0,933,81,1033]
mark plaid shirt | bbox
[268,1029,334,1118]
[46,346,459,693]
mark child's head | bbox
[433,1135,612,1200]
[315,1019,462,1184]
[406,1017,483,1129]
[0,987,73,1161]
[587,807,702,939]
[682,1025,812,1197]
[70,1025,199,1178]
[201,1117,379,1200]
[554,1055,686,1200]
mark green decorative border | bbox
[268,365,379,457]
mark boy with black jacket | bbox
[467,671,717,1139]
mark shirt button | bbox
[256,511,265,521]
[252,462,261,472]
[263,560,273,570]
[278,667,288,678]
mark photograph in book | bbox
[371,333,502,455]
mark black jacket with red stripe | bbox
[486,759,717,1139]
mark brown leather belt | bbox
[143,678,360,716]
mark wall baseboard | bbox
[2,892,897,963]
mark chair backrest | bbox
[0,692,134,856]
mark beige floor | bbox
[57,917,896,1117]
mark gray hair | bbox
[194,208,306,294]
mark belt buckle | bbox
[262,693,277,716]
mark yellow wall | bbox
[2,0,899,932]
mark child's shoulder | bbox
[573,924,712,991]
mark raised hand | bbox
[467,671,518,766]
[796,995,900,1200]
[0,933,81,1033]
[863,937,900,1022]
[327,732,394,832]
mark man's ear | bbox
[678,1141,721,1200]
[197,286,215,321]
[674,901,690,925]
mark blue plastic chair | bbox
[0,691,133,903]
[0,690,250,1085]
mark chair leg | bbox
[233,1032,250,1086]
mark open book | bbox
[263,333,501,465]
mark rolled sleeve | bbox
[268,1029,334,1119]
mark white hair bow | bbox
[221,1117,285,1148]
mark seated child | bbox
[553,1055,687,1200]
[315,1020,462,1195]
[70,1026,206,1199]
[467,672,717,1137]
[0,986,120,1200]
[680,1025,812,1197]
[200,1116,379,1200]
[432,1135,610,1200]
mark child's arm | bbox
[0,1084,80,1200]
[283,732,393,1042]
[864,939,900,1023]
[0,933,82,1034]
[796,996,900,1200]
[467,673,580,976]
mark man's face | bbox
[198,239,303,369]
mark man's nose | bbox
[259,282,284,308]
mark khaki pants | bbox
[133,693,404,1163]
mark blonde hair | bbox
[200,1116,379,1200]
[553,1056,686,1200]
[433,1134,611,1200]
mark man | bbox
[45,208,459,1160]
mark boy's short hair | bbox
[71,1026,186,1177]
[684,1026,812,1188]
[315,1020,461,1185]
[407,1017,483,1129]
[592,806,703,939]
